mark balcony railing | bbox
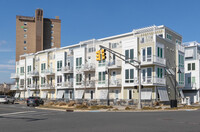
[97,79,121,87]
[57,81,73,88]
[27,84,39,89]
[107,60,121,69]
[141,55,166,66]
[82,80,96,88]
[11,73,20,79]
[141,76,166,85]
[19,85,25,90]
[61,66,73,73]
[81,63,95,72]
[40,84,55,89]
[176,44,185,53]
[28,70,39,77]
[43,69,55,75]
[10,85,19,90]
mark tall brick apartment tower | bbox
[16,9,61,61]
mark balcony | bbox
[57,81,73,89]
[97,79,121,87]
[28,70,39,77]
[40,84,55,89]
[107,60,121,69]
[43,69,55,76]
[61,66,73,73]
[11,73,19,79]
[10,85,19,90]
[19,85,25,90]
[82,80,96,88]
[141,55,166,66]
[141,76,166,86]
[184,83,196,90]
[81,63,95,72]
[27,84,39,90]
[176,44,185,53]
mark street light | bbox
[105,70,110,106]
[171,68,181,108]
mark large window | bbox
[76,57,82,69]
[179,54,184,68]
[41,77,46,86]
[76,74,82,85]
[57,76,62,86]
[125,49,134,63]
[27,78,31,86]
[188,63,195,71]
[20,67,24,75]
[188,63,191,71]
[125,69,134,83]
[41,63,46,73]
[192,63,195,70]
[157,68,163,78]
[98,72,106,84]
[178,73,184,85]
[166,33,172,41]
[142,47,152,62]
[27,65,31,74]
[157,47,163,58]
[57,60,62,71]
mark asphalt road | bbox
[0,104,200,132]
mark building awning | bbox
[179,89,184,98]
[141,88,152,100]
[158,87,169,101]
[75,90,84,99]
[25,91,29,98]
[99,90,108,99]
[41,91,47,98]
[14,93,20,98]
[57,90,65,99]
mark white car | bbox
[0,95,15,104]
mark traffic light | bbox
[101,49,106,60]
[96,50,101,61]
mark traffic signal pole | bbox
[98,45,142,109]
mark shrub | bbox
[68,101,76,107]
[125,106,132,110]
[58,102,67,106]
[76,104,88,109]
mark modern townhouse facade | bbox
[183,41,200,104]
[11,25,185,104]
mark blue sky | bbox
[0,0,200,83]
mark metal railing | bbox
[107,60,121,69]
[81,63,95,71]
[61,66,73,73]
[11,73,20,79]
[141,55,166,65]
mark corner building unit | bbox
[11,25,185,104]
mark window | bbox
[57,76,62,86]
[179,54,184,68]
[27,65,31,73]
[51,31,54,34]
[140,37,145,43]
[57,60,62,71]
[76,57,82,69]
[51,42,54,46]
[188,77,191,84]
[24,47,27,50]
[98,72,106,84]
[20,67,24,75]
[98,59,105,66]
[88,47,96,53]
[24,22,27,26]
[176,39,181,45]
[24,34,27,38]
[24,41,26,44]
[41,77,46,86]
[41,63,46,73]
[51,36,54,40]
[192,77,195,84]
[157,68,163,78]
[125,69,134,83]
[192,63,195,70]
[76,74,82,85]
[111,43,117,48]
[24,28,27,32]
[20,79,24,86]
[51,24,54,28]
[188,63,191,71]
[147,47,152,61]
[27,78,31,86]
[179,73,184,85]
[166,33,172,40]
[125,49,134,63]
[157,47,163,58]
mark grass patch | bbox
[89,105,113,110]
[142,107,162,110]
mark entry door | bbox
[90,90,94,99]
[128,90,132,99]
[115,90,119,99]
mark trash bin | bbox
[170,100,177,108]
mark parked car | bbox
[0,95,15,104]
[26,97,44,106]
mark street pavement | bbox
[0,104,200,132]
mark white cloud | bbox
[0,40,7,46]
[8,59,15,64]
[0,65,15,70]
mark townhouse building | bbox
[11,25,185,104]
[183,41,200,104]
